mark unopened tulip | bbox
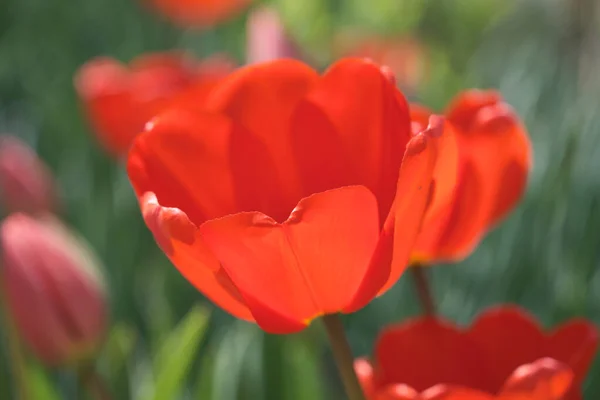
[0,213,108,367]
[0,136,57,215]
[246,6,298,64]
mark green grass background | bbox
[1,0,599,398]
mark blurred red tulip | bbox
[410,90,532,264]
[127,58,453,333]
[146,0,252,27]
[75,52,234,157]
[356,306,597,400]
[0,135,57,215]
[335,34,428,94]
[0,213,108,366]
[246,6,298,64]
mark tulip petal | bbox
[302,58,411,219]
[446,90,531,231]
[374,317,491,392]
[355,358,376,398]
[408,115,463,264]
[421,385,494,400]
[206,59,319,222]
[199,186,380,333]
[377,116,446,295]
[139,192,253,321]
[547,320,598,397]
[376,384,419,400]
[128,109,239,225]
[468,306,545,392]
[499,358,574,400]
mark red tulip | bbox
[0,135,57,215]
[127,58,452,333]
[410,90,532,264]
[0,213,108,366]
[246,6,298,64]
[75,52,234,157]
[335,35,428,94]
[355,306,598,400]
[145,0,252,27]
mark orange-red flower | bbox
[145,0,252,28]
[75,52,234,157]
[410,90,532,264]
[334,35,428,94]
[356,306,598,400]
[126,58,452,333]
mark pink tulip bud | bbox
[0,136,57,215]
[0,213,108,367]
[246,6,298,64]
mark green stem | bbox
[410,264,436,316]
[322,314,366,400]
[1,287,30,400]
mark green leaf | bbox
[103,323,137,381]
[151,305,211,400]
[26,363,61,400]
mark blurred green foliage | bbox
[1,0,599,398]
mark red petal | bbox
[75,53,206,157]
[147,0,251,27]
[447,90,532,232]
[499,358,574,400]
[139,192,253,321]
[375,384,419,400]
[205,59,319,222]
[355,358,376,398]
[374,317,491,392]
[301,58,411,220]
[421,385,494,400]
[468,306,546,393]
[127,109,239,225]
[444,90,503,132]
[547,319,598,395]
[409,119,464,264]
[198,186,380,333]
[377,116,446,294]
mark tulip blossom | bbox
[0,135,57,215]
[410,90,532,264]
[75,52,234,157]
[127,58,452,333]
[0,213,108,366]
[335,35,428,94]
[355,306,598,400]
[145,0,251,28]
[246,6,298,64]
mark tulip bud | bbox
[0,213,108,367]
[246,6,298,64]
[0,136,57,215]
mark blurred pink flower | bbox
[0,213,108,367]
[246,6,298,64]
[0,136,57,215]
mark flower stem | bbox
[78,364,112,400]
[322,314,366,400]
[410,264,436,316]
[0,287,30,400]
